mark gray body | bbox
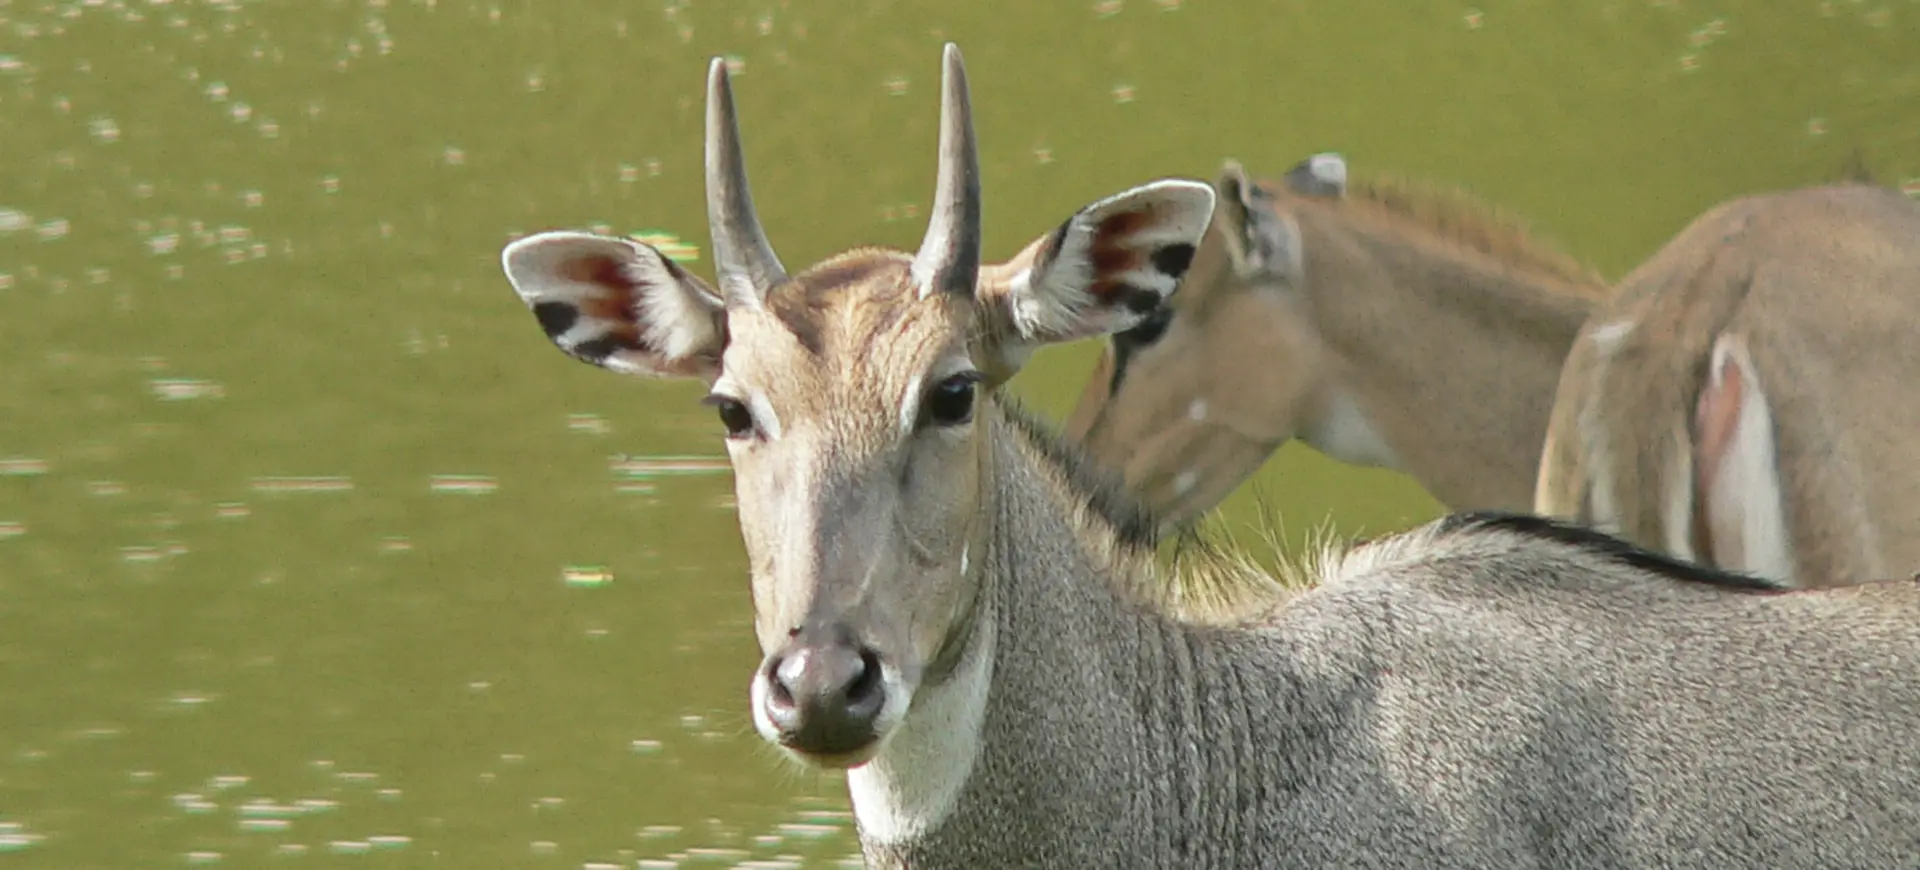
[868,402,1920,869]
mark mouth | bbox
[780,739,884,770]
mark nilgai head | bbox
[500,45,1214,768]
[1063,155,1349,528]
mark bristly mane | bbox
[995,396,1161,550]
[1437,511,1793,593]
[993,396,1301,626]
[1342,175,1608,289]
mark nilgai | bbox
[1536,180,1920,588]
[1064,154,1606,529]
[499,45,1920,868]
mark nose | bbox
[759,632,886,757]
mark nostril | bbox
[845,647,883,708]
[764,656,797,711]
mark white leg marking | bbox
[1698,336,1795,584]
[1574,352,1621,535]
[1172,469,1199,497]
[845,619,994,845]
[1659,421,1699,562]
[1586,318,1636,356]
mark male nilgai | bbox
[499,44,1920,868]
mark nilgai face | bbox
[500,44,1214,768]
[1064,155,1607,530]
[500,45,1920,870]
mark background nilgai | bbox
[1064,152,1608,528]
[1066,153,1920,594]
[1536,178,1920,590]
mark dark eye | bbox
[702,394,756,440]
[1117,306,1173,348]
[920,373,980,428]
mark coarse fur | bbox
[861,395,1920,868]
[1065,154,1611,532]
[499,49,1920,868]
[998,396,1299,626]
[1535,180,1920,588]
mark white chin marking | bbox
[844,623,993,846]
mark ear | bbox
[501,231,728,381]
[1217,159,1306,282]
[979,179,1214,367]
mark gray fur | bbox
[864,399,1920,869]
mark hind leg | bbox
[1692,333,1796,584]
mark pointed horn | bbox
[912,43,981,300]
[705,58,786,308]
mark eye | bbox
[1117,306,1173,348]
[920,373,981,429]
[702,394,756,440]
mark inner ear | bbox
[972,178,1215,379]
[1213,161,1314,284]
[1218,159,1259,231]
[502,231,729,381]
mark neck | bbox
[850,403,1314,868]
[1295,210,1603,510]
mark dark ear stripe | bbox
[1152,243,1197,279]
[1080,277,1160,311]
[571,335,644,364]
[533,301,579,338]
[1109,306,1172,394]
[1094,208,1152,243]
[1438,511,1793,593]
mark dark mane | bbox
[993,396,1161,551]
[1438,512,1792,593]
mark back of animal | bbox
[1537,182,1920,587]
